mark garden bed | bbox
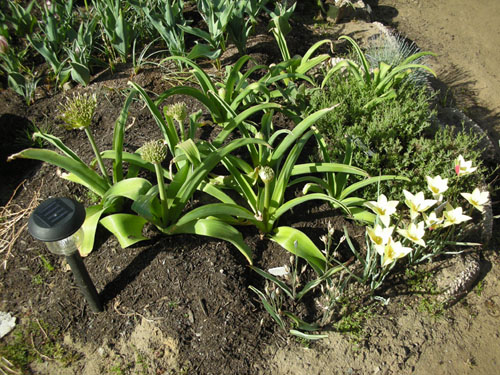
[1,1,499,374]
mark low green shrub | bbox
[311,74,486,200]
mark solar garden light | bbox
[28,197,103,312]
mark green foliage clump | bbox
[311,74,485,199]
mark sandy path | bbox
[376,0,500,152]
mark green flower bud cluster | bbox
[59,93,97,130]
[140,140,167,164]
[165,102,188,124]
[259,166,275,184]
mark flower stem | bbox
[263,182,271,232]
[84,127,110,186]
[154,163,168,226]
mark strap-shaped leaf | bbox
[250,266,293,299]
[339,35,371,83]
[131,185,161,225]
[80,205,106,256]
[249,286,285,329]
[225,55,252,101]
[128,82,179,153]
[289,330,328,341]
[100,213,149,248]
[169,138,269,221]
[169,218,253,264]
[32,131,83,163]
[174,203,256,228]
[300,39,332,69]
[271,193,349,227]
[291,162,368,177]
[214,102,281,146]
[339,175,409,200]
[271,106,338,164]
[8,148,109,196]
[112,89,137,183]
[271,226,326,275]
[69,61,90,86]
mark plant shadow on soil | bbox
[1,2,500,375]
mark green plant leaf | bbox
[80,205,106,256]
[112,89,137,183]
[100,213,149,248]
[271,226,326,274]
[102,177,152,205]
[271,106,338,164]
[70,61,90,86]
[250,266,293,299]
[289,329,328,340]
[168,218,253,264]
[32,131,84,163]
[170,137,268,221]
[284,312,320,331]
[249,286,285,329]
[291,162,368,177]
[8,148,108,196]
[186,42,221,60]
[272,193,349,225]
[174,203,256,228]
[339,175,410,200]
[128,82,179,152]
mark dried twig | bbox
[0,180,43,269]
[0,356,22,375]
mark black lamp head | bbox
[28,197,86,242]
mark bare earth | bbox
[377,0,500,150]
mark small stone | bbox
[0,312,16,338]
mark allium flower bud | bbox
[165,102,187,124]
[59,93,97,130]
[0,36,8,54]
[140,140,167,164]
[258,166,274,184]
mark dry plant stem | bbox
[0,356,21,375]
[30,333,53,361]
[0,180,42,269]
[84,127,110,186]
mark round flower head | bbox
[165,102,188,124]
[259,166,275,184]
[454,155,477,177]
[59,93,97,130]
[140,140,167,164]
[426,175,448,201]
[461,188,489,213]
